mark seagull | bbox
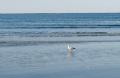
[67,44,75,52]
[67,44,75,61]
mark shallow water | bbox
[1,28,120,78]
[0,40,120,75]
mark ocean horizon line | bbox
[0,13,120,14]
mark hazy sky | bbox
[0,0,120,13]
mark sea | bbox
[0,13,120,78]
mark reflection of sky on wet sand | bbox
[0,41,120,76]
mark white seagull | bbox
[67,44,75,52]
[67,44,76,61]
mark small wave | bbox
[1,40,120,47]
[0,31,120,37]
[0,25,120,29]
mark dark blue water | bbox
[1,13,120,46]
[0,13,120,29]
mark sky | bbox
[0,0,120,13]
